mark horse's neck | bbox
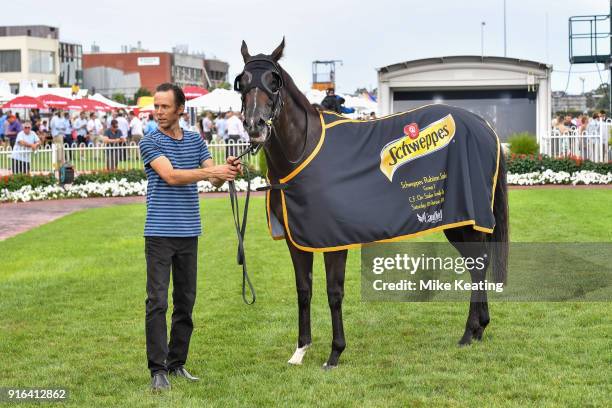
[265,90,320,181]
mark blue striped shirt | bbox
[139,129,211,237]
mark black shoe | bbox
[150,372,171,391]
[169,366,199,381]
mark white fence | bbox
[541,120,611,162]
[0,140,258,176]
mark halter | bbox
[234,56,285,138]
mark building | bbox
[377,56,552,142]
[0,25,61,92]
[204,59,229,88]
[83,52,172,97]
[83,50,229,98]
[552,92,588,113]
[59,41,83,88]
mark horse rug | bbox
[266,104,501,252]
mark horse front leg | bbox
[286,240,313,365]
[323,250,348,369]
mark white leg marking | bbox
[287,343,311,365]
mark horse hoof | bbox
[287,343,311,365]
[458,338,472,347]
[322,362,337,370]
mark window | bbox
[0,50,21,72]
[29,49,55,74]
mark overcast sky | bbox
[5,0,609,94]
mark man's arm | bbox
[150,156,239,186]
[201,157,242,188]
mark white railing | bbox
[542,120,611,162]
[0,140,259,176]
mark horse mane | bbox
[278,65,318,114]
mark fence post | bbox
[51,144,57,175]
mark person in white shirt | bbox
[214,113,228,142]
[116,112,130,140]
[226,112,245,158]
[87,112,104,145]
[11,121,40,174]
[129,111,144,144]
[179,112,190,131]
[200,112,213,143]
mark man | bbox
[0,109,6,145]
[200,112,213,143]
[74,111,89,161]
[320,87,344,113]
[116,112,130,140]
[144,114,158,135]
[6,115,22,148]
[129,111,144,144]
[225,111,244,158]
[102,119,126,170]
[138,83,241,391]
[179,112,190,131]
[50,111,66,166]
[87,112,104,145]
[213,112,227,142]
[10,121,40,174]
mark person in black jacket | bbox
[320,88,345,113]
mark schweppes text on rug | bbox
[379,114,456,181]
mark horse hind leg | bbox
[286,240,314,365]
[323,250,348,369]
[444,228,491,345]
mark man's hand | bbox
[207,163,239,181]
[226,156,243,175]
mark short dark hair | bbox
[156,83,185,111]
[111,119,118,127]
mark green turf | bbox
[0,189,610,407]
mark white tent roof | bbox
[90,93,128,108]
[185,88,242,112]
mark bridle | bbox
[228,56,286,305]
[234,56,285,148]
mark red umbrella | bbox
[37,94,73,108]
[1,95,48,109]
[66,98,113,112]
[183,86,208,100]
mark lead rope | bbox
[228,143,262,305]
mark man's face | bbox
[154,90,182,129]
[23,124,31,134]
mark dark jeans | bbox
[11,159,30,174]
[145,236,198,375]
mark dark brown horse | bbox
[234,39,509,369]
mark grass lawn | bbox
[0,189,610,407]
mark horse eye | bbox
[267,75,279,92]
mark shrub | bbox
[257,150,268,178]
[506,154,612,175]
[0,173,57,191]
[73,169,146,185]
[508,132,539,155]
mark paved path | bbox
[0,185,609,241]
[0,192,262,241]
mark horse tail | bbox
[491,149,509,284]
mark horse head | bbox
[234,38,285,144]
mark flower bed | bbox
[0,177,269,203]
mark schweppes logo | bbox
[380,114,456,181]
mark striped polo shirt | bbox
[139,129,211,237]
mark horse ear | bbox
[241,40,251,63]
[270,37,285,62]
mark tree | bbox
[593,83,610,113]
[211,82,231,90]
[134,87,151,101]
[112,93,127,105]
